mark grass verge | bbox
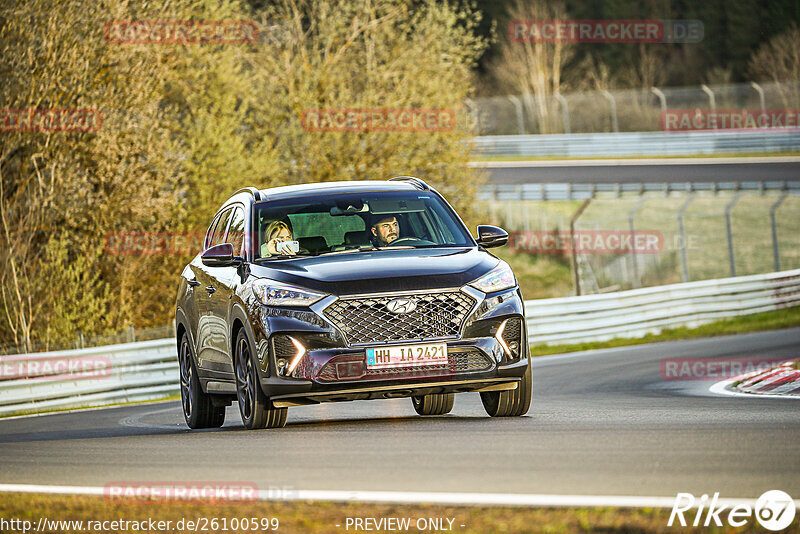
[0,493,790,533]
[530,306,800,357]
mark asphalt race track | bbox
[481,158,800,185]
[1,329,798,499]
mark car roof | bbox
[257,180,421,201]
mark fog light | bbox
[276,358,288,375]
[509,341,520,354]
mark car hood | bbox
[249,247,498,296]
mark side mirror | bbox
[476,225,508,248]
[201,243,239,267]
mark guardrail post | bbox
[725,192,742,277]
[677,193,695,282]
[554,92,570,134]
[508,95,525,135]
[770,191,789,272]
[628,197,647,288]
[750,81,766,112]
[570,199,591,296]
[602,90,619,132]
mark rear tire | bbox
[481,361,532,417]
[178,332,225,429]
[412,393,455,415]
[234,329,287,430]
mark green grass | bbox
[530,306,800,357]
[471,151,800,162]
[1,492,791,533]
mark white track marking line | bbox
[2,483,799,509]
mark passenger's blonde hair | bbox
[265,220,291,242]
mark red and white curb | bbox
[710,360,800,399]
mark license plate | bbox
[365,343,448,369]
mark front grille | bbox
[317,350,493,381]
[323,291,476,345]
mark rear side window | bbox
[226,207,246,255]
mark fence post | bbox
[725,192,742,277]
[602,90,619,132]
[770,191,789,272]
[701,84,716,119]
[464,98,479,134]
[554,92,570,134]
[750,81,766,112]
[677,192,695,283]
[651,87,667,114]
[570,199,591,296]
[127,325,135,343]
[508,95,525,135]
[628,197,647,288]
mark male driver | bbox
[371,215,400,247]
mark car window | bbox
[254,191,472,258]
[210,207,233,248]
[226,206,246,256]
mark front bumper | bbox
[254,286,529,405]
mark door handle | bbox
[187,280,201,287]
[205,285,216,295]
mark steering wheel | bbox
[389,237,435,246]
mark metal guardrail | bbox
[0,339,178,417]
[472,130,800,158]
[479,181,800,201]
[525,269,800,345]
[1,269,798,416]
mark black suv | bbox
[175,177,531,430]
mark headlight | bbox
[252,279,326,307]
[468,262,516,293]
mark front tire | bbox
[178,332,225,429]
[234,329,287,430]
[412,393,454,415]
[481,361,532,417]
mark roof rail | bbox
[388,176,430,190]
[234,187,262,201]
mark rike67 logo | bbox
[669,490,796,531]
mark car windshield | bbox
[253,190,473,259]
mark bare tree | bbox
[491,0,574,133]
